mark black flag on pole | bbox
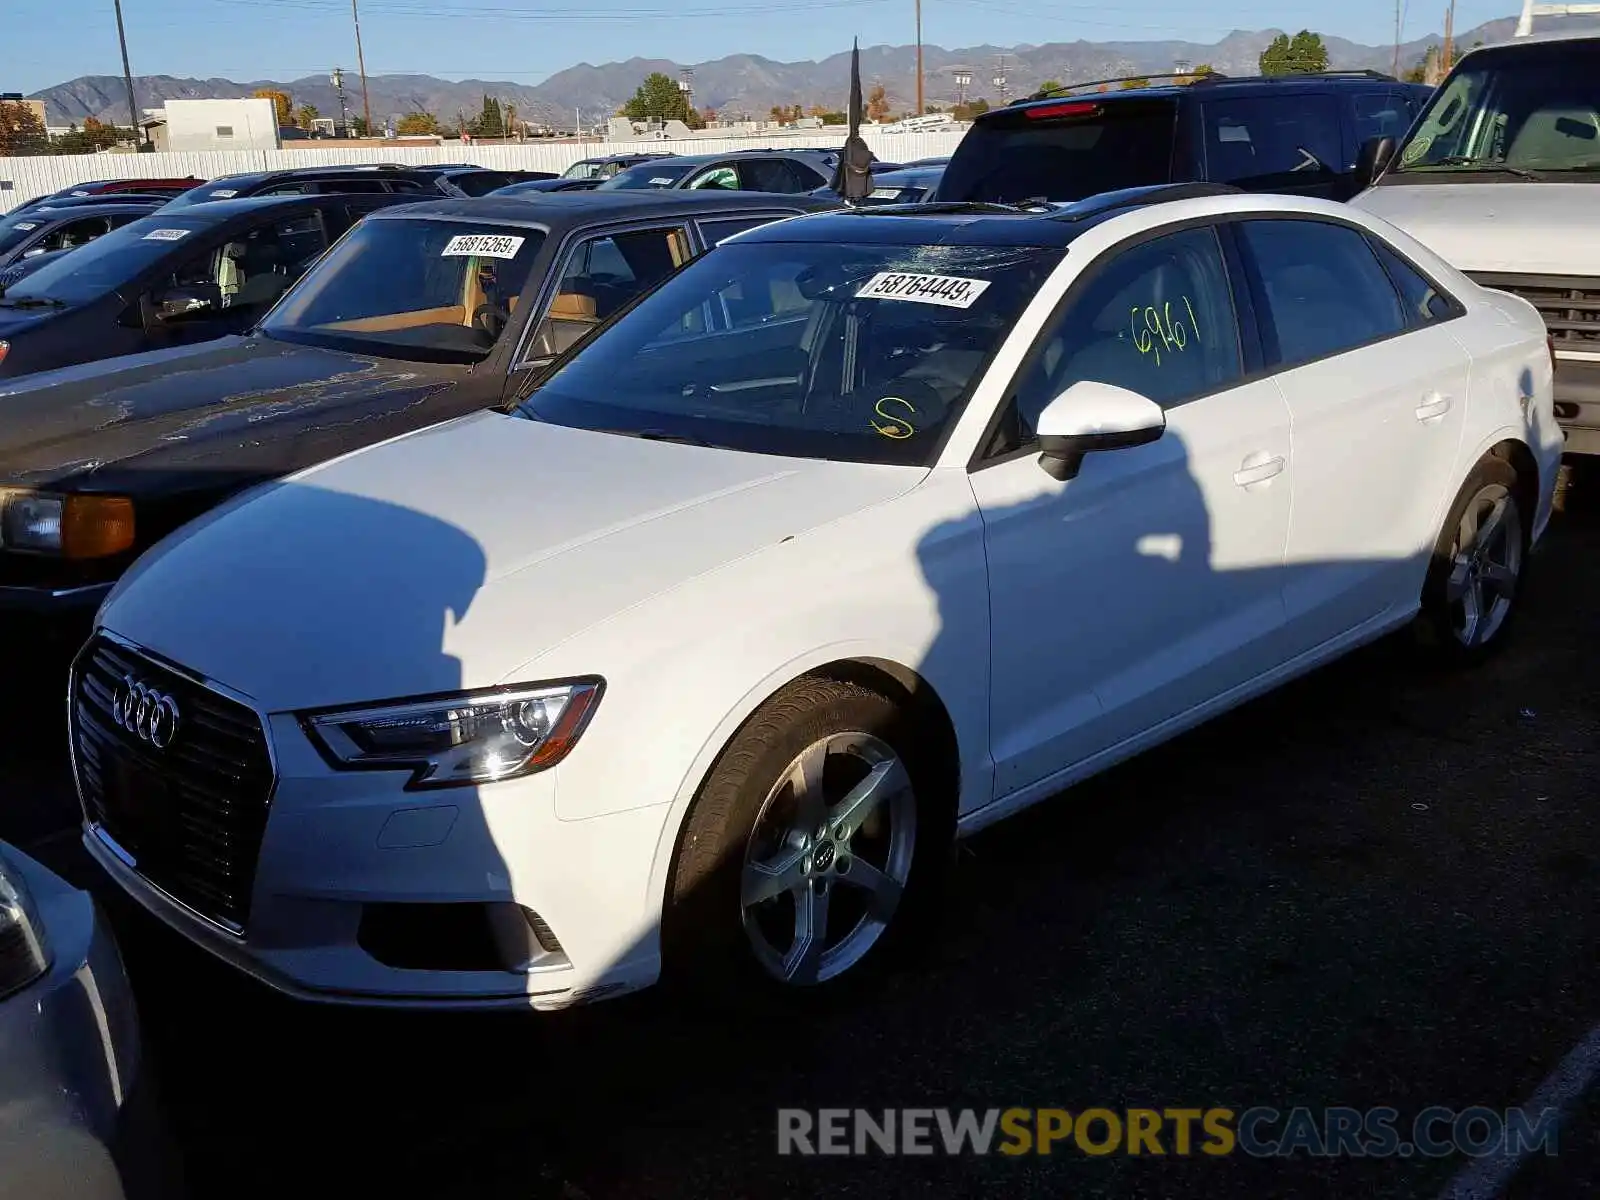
[832,38,875,202]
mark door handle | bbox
[1234,454,1286,489]
[1416,392,1452,422]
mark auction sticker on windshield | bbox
[142,228,191,242]
[442,233,525,259]
[856,272,991,309]
[14,223,37,232]
[209,189,239,198]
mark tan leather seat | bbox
[549,292,597,321]
[532,291,601,358]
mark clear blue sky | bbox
[8,0,1517,94]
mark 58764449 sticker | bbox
[855,271,992,309]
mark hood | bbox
[1352,181,1600,275]
[101,410,925,711]
[0,336,456,489]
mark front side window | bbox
[160,212,330,313]
[698,215,787,247]
[1006,225,1242,442]
[1236,219,1406,366]
[516,240,1064,466]
[262,218,543,363]
[562,160,603,180]
[739,158,803,193]
[1353,91,1415,143]
[1390,45,1600,176]
[0,213,217,306]
[40,216,112,252]
[525,226,690,361]
[686,164,741,191]
[1203,95,1341,188]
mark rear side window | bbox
[936,99,1178,203]
[1353,91,1415,142]
[698,215,785,246]
[1237,219,1407,366]
[325,179,390,194]
[739,158,803,193]
[1203,95,1342,188]
[450,172,510,197]
[1370,239,1455,325]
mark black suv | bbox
[163,164,461,207]
[935,70,1434,205]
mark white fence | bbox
[0,131,966,212]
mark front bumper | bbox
[0,846,141,1200]
[1553,358,1600,456]
[83,709,676,1010]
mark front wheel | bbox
[664,677,950,996]
[1416,457,1528,663]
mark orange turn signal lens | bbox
[61,496,136,559]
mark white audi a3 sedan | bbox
[72,185,1562,1009]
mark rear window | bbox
[935,99,1178,203]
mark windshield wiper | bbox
[1414,156,1543,180]
[0,296,66,309]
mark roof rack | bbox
[1026,66,1398,101]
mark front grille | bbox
[1468,272,1600,350]
[72,635,274,932]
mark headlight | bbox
[0,489,135,558]
[303,679,604,789]
[0,849,51,1000]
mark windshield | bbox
[163,180,255,208]
[0,213,216,306]
[598,161,696,190]
[562,160,607,180]
[262,217,544,364]
[516,239,1062,466]
[1391,44,1600,176]
[936,99,1178,203]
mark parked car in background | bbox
[0,191,424,380]
[0,201,168,275]
[7,193,176,215]
[0,840,148,1200]
[490,177,605,196]
[811,164,944,205]
[597,148,845,194]
[901,156,951,168]
[72,187,1558,1010]
[1351,30,1600,458]
[10,177,205,214]
[162,164,462,208]
[0,190,836,635]
[407,164,560,196]
[934,70,1433,205]
[560,152,677,181]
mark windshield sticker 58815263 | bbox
[441,233,525,259]
[856,272,992,309]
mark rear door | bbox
[1232,215,1469,648]
[1200,92,1347,197]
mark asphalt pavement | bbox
[3,479,1597,1200]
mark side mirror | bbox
[153,282,223,323]
[1036,380,1166,481]
[1354,135,1397,189]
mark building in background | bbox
[159,97,281,152]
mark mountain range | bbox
[23,14,1555,130]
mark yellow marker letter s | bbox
[1202,1108,1237,1156]
[998,1108,1034,1155]
[871,395,918,439]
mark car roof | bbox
[999,69,1413,113]
[621,147,838,168]
[734,183,1260,247]
[1464,27,1600,55]
[200,164,427,188]
[145,194,346,219]
[24,201,171,220]
[367,190,838,231]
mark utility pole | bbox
[993,53,1009,106]
[350,0,373,137]
[914,0,924,115]
[1393,0,1403,77]
[112,0,143,149]
[1442,0,1455,75]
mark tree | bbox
[348,114,370,137]
[1119,77,1150,89]
[1193,63,1216,77]
[817,110,846,125]
[1261,29,1329,75]
[295,103,320,131]
[0,100,49,156]
[866,83,891,122]
[952,98,990,121]
[396,110,439,135]
[769,105,787,124]
[254,88,293,124]
[624,72,693,124]
[469,94,505,138]
[1037,78,1063,94]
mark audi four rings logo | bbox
[114,676,181,749]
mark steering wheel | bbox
[471,303,511,340]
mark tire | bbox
[1415,456,1528,665]
[663,676,953,1000]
